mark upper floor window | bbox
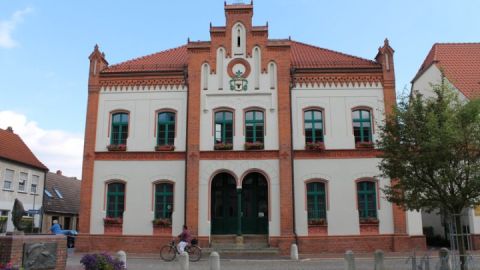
[215,111,233,145]
[19,172,27,192]
[304,110,324,143]
[31,175,39,194]
[3,169,14,190]
[107,182,125,218]
[352,109,372,144]
[357,181,377,220]
[111,112,129,145]
[306,182,327,223]
[157,112,175,146]
[154,183,173,220]
[245,110,264,143]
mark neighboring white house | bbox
[412,42,480,244]
[0,127,48,233]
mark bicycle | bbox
[160,239,202,262]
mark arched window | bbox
[202,63,209,90]
[107,182,125,218]
[253,47,261,89]
[306,182,327,222]
[157,111,175,146]
[352,109,372,143]
[215,111,234,144]
[154,183,173,220]
[111,112,129,145]
[269,62,277,89]
[232,23,246,56]
[217,48,225,90]
[357,181,377,219]
[304,110,324,143]
[245,110,264,143]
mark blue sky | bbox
[1,0,479,177]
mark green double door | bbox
[211,172,268,235]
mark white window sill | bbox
[2,189,14,192]
[18,191,27,194]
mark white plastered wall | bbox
[291,84,385,150]
[0,160,44,232]
[91,160,185,235]
[412,65,467,101]
[95,86,187,152]
[198,159,280,237]
[200,52,279,151]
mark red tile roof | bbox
[414,43,480,99]
[0,128,48,170]
[102,40,380,74]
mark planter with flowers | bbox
[305,142,325,151]
[152,218,172,235]
[244,142,264,150]
[214,143,233,151]
[355,141,374,149]
[103,217,123,235]
[359,217,379,235]
[155,145,175,151]
[107,144,127,152]
[308,218,328,235]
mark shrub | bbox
[80,253,124,270]
[0,262,20,270]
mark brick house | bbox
[0,127,48,233]
[77,2,426,253]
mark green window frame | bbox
[357,181,377,219]
[245,110,264,143]
[157,112,175,146]
[306,182,327,221]
[304,110,324,143]
[352,109,372,143]
[214,111,233,144]
[154,183,174,219]
[106,182,125,218]
[111,112,129,145]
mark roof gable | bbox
[0,128,47,170]
[44,172,81,214]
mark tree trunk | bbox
[454,214,467,270]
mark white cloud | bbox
[0,110,83,178]
[0,7,33,48]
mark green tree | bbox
[378,78,480,270]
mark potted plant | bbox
[305,142,325,151]
[308,218,327,226]
[103,217,123,225]
[359,217,379,224]
[355,141,374,149]
[152,218,172,228]
[155,145,175,151]
[80,253,124,270]
[214,143,233,150]
[244,142,264,150]
[107,144,127,151]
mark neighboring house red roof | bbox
[0,128,48,171]
[43,171,81,215]
[414,43,480,99]
[102,40,380,74]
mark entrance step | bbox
[210,234,271,251]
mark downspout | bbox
[289,67,299,245]
[183,65,189,226]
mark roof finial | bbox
[94,44,99,51]
[224,1,226,6]
[6,126,13,133]
[384,38,389,47]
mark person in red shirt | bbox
[177,225,191,253]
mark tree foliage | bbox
[378,79,480,216]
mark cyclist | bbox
[177,225,191,253]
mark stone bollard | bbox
[374,250,384,270]
[116,250,127,269]
[344,250,355,270]
[290,244,299,260]
[209,251,220,270]
[178,251,189,270]
[438,248,450,270]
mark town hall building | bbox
[77,2,426,253]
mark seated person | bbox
[50,220,77,236]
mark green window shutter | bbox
[357,181,377,219]
[158,112,176,146]
[306,182,326,221]
[154,183,174,219]
[352,110,372,143]
[214,111,233,144]
[111,113,129,145]
[245,110,264,143]
[304,110,324,143]
[106,183,125,218]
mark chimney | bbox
[6,127,13,133]
[56,170,62,175]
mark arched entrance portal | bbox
[242,172,268,234]
[211,173,237,234]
